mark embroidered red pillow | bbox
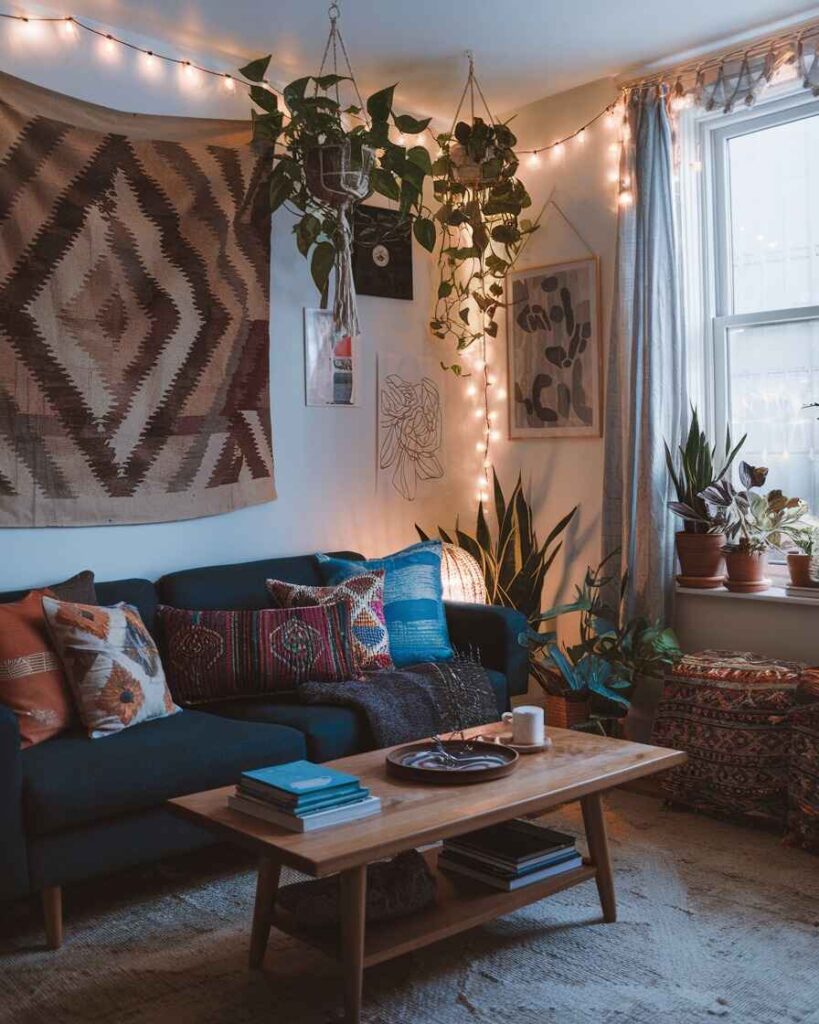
[157,601,358,705]
[265,571,393,672]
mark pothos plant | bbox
[429,117,538,373]
[240,55,437,307]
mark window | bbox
[686,89,819,514]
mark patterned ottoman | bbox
[787,673,819,853]
[652,651,804,826]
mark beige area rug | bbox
[1,792,817,1024]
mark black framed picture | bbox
[352,205,413,301]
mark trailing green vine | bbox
[429,116,538,374]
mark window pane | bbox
[728,113,819,314]
[728,319,819,510]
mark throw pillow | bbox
[266,571,393,672]
[316,541,453,668]
[48,569,98,605]
[42,597,179,739]
[0,590,75,748]
[157,601,358,706]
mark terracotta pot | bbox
[675,531,726,588]
[724,549,770,593]
[545,693,590,730]
[787,553,814,588]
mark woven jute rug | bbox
[1,792,817,1024]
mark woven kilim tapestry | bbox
[0,72,274,526]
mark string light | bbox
[61,16,76,38]
[528,151,540,166]
[617,189,633,207]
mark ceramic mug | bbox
[502,705,545,746]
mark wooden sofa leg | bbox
[42,886,63,949]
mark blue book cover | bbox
[241,760,360,797]
[238,782,368,811]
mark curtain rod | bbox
[619,15,819,90]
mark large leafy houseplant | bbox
[429,116,538,373]
[241,56,436,330]
[416,470,576,687]
[524,552,682,717]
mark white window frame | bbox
[680,85,819,447]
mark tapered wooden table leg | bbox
[581,791,616,923]
[339,864,367,1024]
[249,856,281,969]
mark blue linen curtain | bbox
[602,87,687,622]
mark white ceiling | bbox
[39,0,819,118]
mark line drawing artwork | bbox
[379,372,444,501]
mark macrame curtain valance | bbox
[626,21,819,114]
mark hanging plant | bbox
[240,7,436,336]
[429,77,539,373]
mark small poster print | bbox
[303,309,357,407]
[507,257,602,439]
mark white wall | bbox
[492,78,621,618]
[0,19,476,589]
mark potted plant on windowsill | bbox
[524,553,682,735]
[665,408,745,589]
[700,464,807,593]
[786,525,818,587]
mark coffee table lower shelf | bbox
[269,849,597,969]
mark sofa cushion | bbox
[94,579,158,637]
[206,695,371,762]
[158,602,359,704]
[206,668,510,762]
[317,542,453,667]
[21,709,306,836]
[157,553,363,612]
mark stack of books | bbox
[438,819,583,891]
[227,759,381,832]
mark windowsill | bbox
[677,585,819,608]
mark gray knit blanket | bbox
[297,657,500,748]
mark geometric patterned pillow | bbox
[156,600,359,706]
[265,571,393,672]
[42,597,179,739]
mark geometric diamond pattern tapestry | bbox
[0,72,274,526]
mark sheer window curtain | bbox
[602,87,687,622]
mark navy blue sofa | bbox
[0,552,528,948]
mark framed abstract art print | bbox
[506,256,602,439]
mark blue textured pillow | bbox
[316,542,453,667]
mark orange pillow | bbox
[0,589,74,747]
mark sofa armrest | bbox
[444,602,530,697]
[0,705,28,900]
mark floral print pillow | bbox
[42,597,179,739]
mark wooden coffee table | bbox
[170,723,685,1023]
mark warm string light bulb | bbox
[223,74,236,92]
[61,17,77,38]
[618,189,634,207]
[551,141,565,160]
[528,151,541,167]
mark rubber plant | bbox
[430,116,538,373]
[416,470,577,689]
[240,56,436,331]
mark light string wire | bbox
[0,9,621,154]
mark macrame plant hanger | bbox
[310,3,371,337]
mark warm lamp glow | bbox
[223,74,236,92]
[551,142,565,160]
[618,189,633,207]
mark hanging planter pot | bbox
[448,140,500,186]
[242,4,436,340]
[304,141,375,206]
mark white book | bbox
[438,853,584,891]
[227,792,382,832]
